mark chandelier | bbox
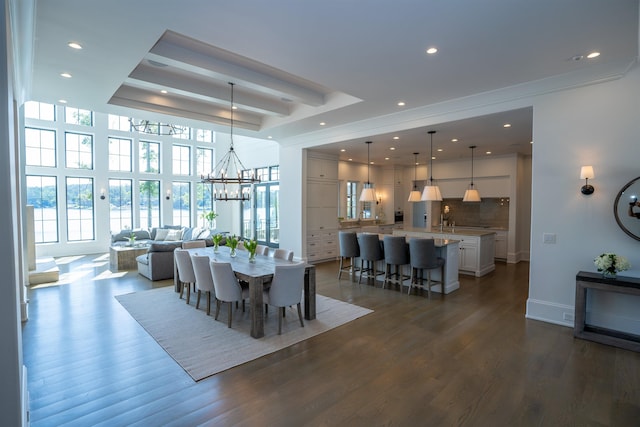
[201,82,260,201]
[129,119,186,136]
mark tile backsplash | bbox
[438,197,510,229]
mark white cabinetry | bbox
[306,153,339,263]
[494,230,508,260]
[458,237,479,273]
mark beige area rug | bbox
[116,286,372,381]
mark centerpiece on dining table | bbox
[244,239,258,263]
[212,233,223,253]
[227,235,239,257]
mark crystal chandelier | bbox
[201,82,260,201]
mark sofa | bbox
[110,226,226,281]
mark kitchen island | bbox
[393,227,496,277]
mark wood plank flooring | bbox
[22,254,640,426]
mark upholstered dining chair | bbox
[182,240,206,249]
[382,235,410,290]
[408,238,445,299]
[174,248,197,304]
[273,248,294,261]
[263,262,306,334]
[357,233,385,285]
[191,255,215,315]
[338,231,360,280]
[256,244,269,256]
[209,261,249,328]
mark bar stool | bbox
[408,238,445,299]
[382,235,410,290]
[358,233,385,285]
[338,231,360,280]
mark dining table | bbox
[176,246,316,338]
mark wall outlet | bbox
[563,312,574,322]
[543,233,556,244]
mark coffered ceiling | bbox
[27,0,639,165]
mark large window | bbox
[64,107,93,126]
[139,141,160,173]
[196,147,213,176]
[195,129,215,143]
[108,179,133,232]
[25,128,56,167]
[65,132,93,169]
[26,175,58,243]
[139,180,160,228]
[25,101,55,121]
[196,182,213,228]
[108,114,132,132]
[108,137,132,172]
[346,181,358,219]
[172,145,190,175]
[66,177,94,241]
[172,181,191,226]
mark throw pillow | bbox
[154,228,170,241]
[165,229,183,241]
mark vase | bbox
[213,243,219,253]
[249,251,256,263]
[602,270,617,279]
[230,247,237,257]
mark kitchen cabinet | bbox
[306,153,339,263]
[494,230,508,260]
[307,156,338,180]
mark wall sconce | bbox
[580,166,595,195]
[166,189,171,200]
[99,189,106,200]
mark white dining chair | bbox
[209,261,249,328]
[174,248,196,304]
[256,244,269,256]
[191,255,215,315]
[263,262,306,334]
[273,248,294,261]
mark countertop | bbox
[401,226,497,237]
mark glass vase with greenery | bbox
[212,233,223,253]
[202,211,218,229]
[227,235,239,257]
[244,239,258,263]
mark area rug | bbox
[115,286,372,381]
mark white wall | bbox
[527,64,640,331]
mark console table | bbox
[110,245,149,271]
[575,271,640,352]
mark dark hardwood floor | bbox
[22,254,640,426]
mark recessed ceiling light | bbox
[486,151,492,154]
[389,147,395,151]
[397,101,405,107]
[426,47,438,54]
[437,148,443,152]
[385,157,390,160]
[232,105,238,110]
[451,138,458,142]
[587,51,600,59]
[267,136,273,139]
[320,122,326,126]
[160,90,168,94]
[503,123,511,128]
[348,158,353,161]
[393,136,399,140]
[340,149,346,152]
[59,99,67,104]
[67,42,82,50]
[60,72,72,78]
[370,161,375,165]
[431,156,436,160]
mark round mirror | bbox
[614,176,640,241]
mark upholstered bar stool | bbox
[358,233,385,285]
[338,231,360,280]
[408,238,445,299]
[382,235,410,290]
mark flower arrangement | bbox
[128,232,137,246]
[202,211,218,228]
[594,253,630,278]
[227,235,239,257]
[244,239,258,262]
[212,233,223,253]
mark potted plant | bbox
[244,239,258,263]
[212,233,223,253]
[227,235,239,257]
[202,211,218,229]
[128,232,137,247]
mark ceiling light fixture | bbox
[421,131,443,201]
[201,82,260,201]
[426,47,438,54]
[129,119,185,136]
[67,42,82,50]
[60,72,72,78]
[408,152,422,202]
[463,145,481,202]
[359,141,377,202]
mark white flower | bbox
[594,253,631,274]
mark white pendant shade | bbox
[359,186,377,202]
[463,187,481,202]
[421,184,442,201]
[408,190,422,202]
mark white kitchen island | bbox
[393,227,496,277]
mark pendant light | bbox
[408,152,422,202]
[421,130,442,201]
[201,82,260,201]
[462,145,481,202]
[359,141,377,202]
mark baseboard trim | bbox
[526,298,574,328]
